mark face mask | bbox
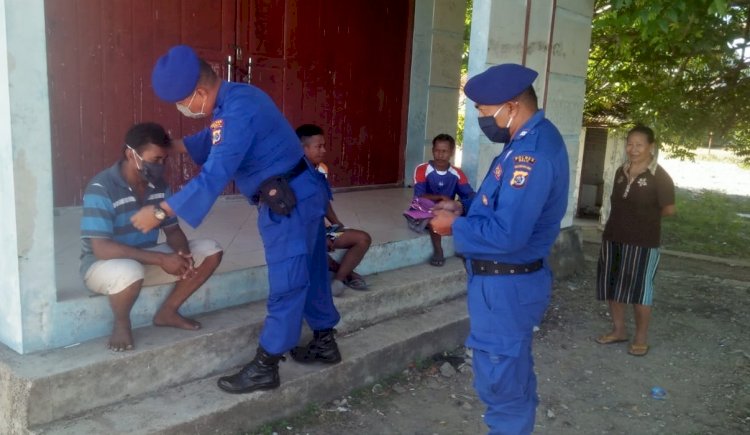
[176,91,206,119]
[478,105,514,143]
[128,145,165,185]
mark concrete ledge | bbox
[33,298,470,435]
[47,233,454,353]
[0,259,466,432]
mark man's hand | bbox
[160,252,191,276]
[178,251,197,280]
[131,205,161,233]
[432,199,463,216]
[431,209,458,236]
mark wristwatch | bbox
[153,206,167,221]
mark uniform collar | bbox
[506,109,545,151]
[214,81,231,115]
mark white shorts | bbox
[83,239,223,295]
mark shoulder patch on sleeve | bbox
[211,119,224,145]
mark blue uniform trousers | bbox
[257,171,340,355]
[466,267,552,435]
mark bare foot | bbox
[153,310,202,330]
[108,322,134,352]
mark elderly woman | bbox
[595,125,675,356]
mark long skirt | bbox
[596,240,660,305]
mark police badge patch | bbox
[211,119,224,146]
[212,128,222,145]
[510,170,528,188]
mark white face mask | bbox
[176,91,206,119]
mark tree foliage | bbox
[586,0,750,160]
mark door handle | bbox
[226,55,233,82]
[246,57,253,84]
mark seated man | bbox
[413,133,475,267]
[80,122,223,351]
[296,124,372,297]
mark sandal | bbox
[595,334,629,345]
[343,276,368,291]
[429,256,445,267]
[628,343,649,356]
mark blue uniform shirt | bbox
[452,110,569,264]
[167,81,304,227]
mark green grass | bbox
[661,188,750,260]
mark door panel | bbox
[46,0,237,206]
[46,0,413,206]
[242,0,413,189]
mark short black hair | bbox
[627,124,655,144]
[123,122,170,154]
[197,59,219,86]
[296,124,324,143]
[517,86,538,110]
[432,133,456,151]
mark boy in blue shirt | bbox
[413,134,475,266]
[297,124,372,296]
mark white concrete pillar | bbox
[0,0,24,353]
[405,0,467,185]
[462,0,595,228]
[0,0,57,354]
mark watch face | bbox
[154,207,166,220]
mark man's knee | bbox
[189,239,223,269]
[84,259,146,295]
[358,230,372,247]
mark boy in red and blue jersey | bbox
[413,134,475,266]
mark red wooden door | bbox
[237,0,413,189]
[45,0,237,207]
[46,0,413,207]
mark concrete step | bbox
[32,297,470,435]
[1,258,466,433]
[52,230,455,352]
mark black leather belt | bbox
[470,259,543,276]
[251,159,309,205]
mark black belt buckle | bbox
[470,259,543,276]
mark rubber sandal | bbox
[628,343,649,356]
[429,256,445,267]
[343,277,368,291]
[595,334,629,345]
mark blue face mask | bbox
[478,105,514,143]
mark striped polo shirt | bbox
[79,161,178,276]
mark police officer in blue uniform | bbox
[431,64,569,434]
[132,45,342,394]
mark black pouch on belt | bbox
[257,176,297,216]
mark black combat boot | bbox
[217,347,284,394]
[290,328,342,364]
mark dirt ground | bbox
[253,242,750,435]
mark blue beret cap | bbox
[464,64,538,105]
[151,45,200,103]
